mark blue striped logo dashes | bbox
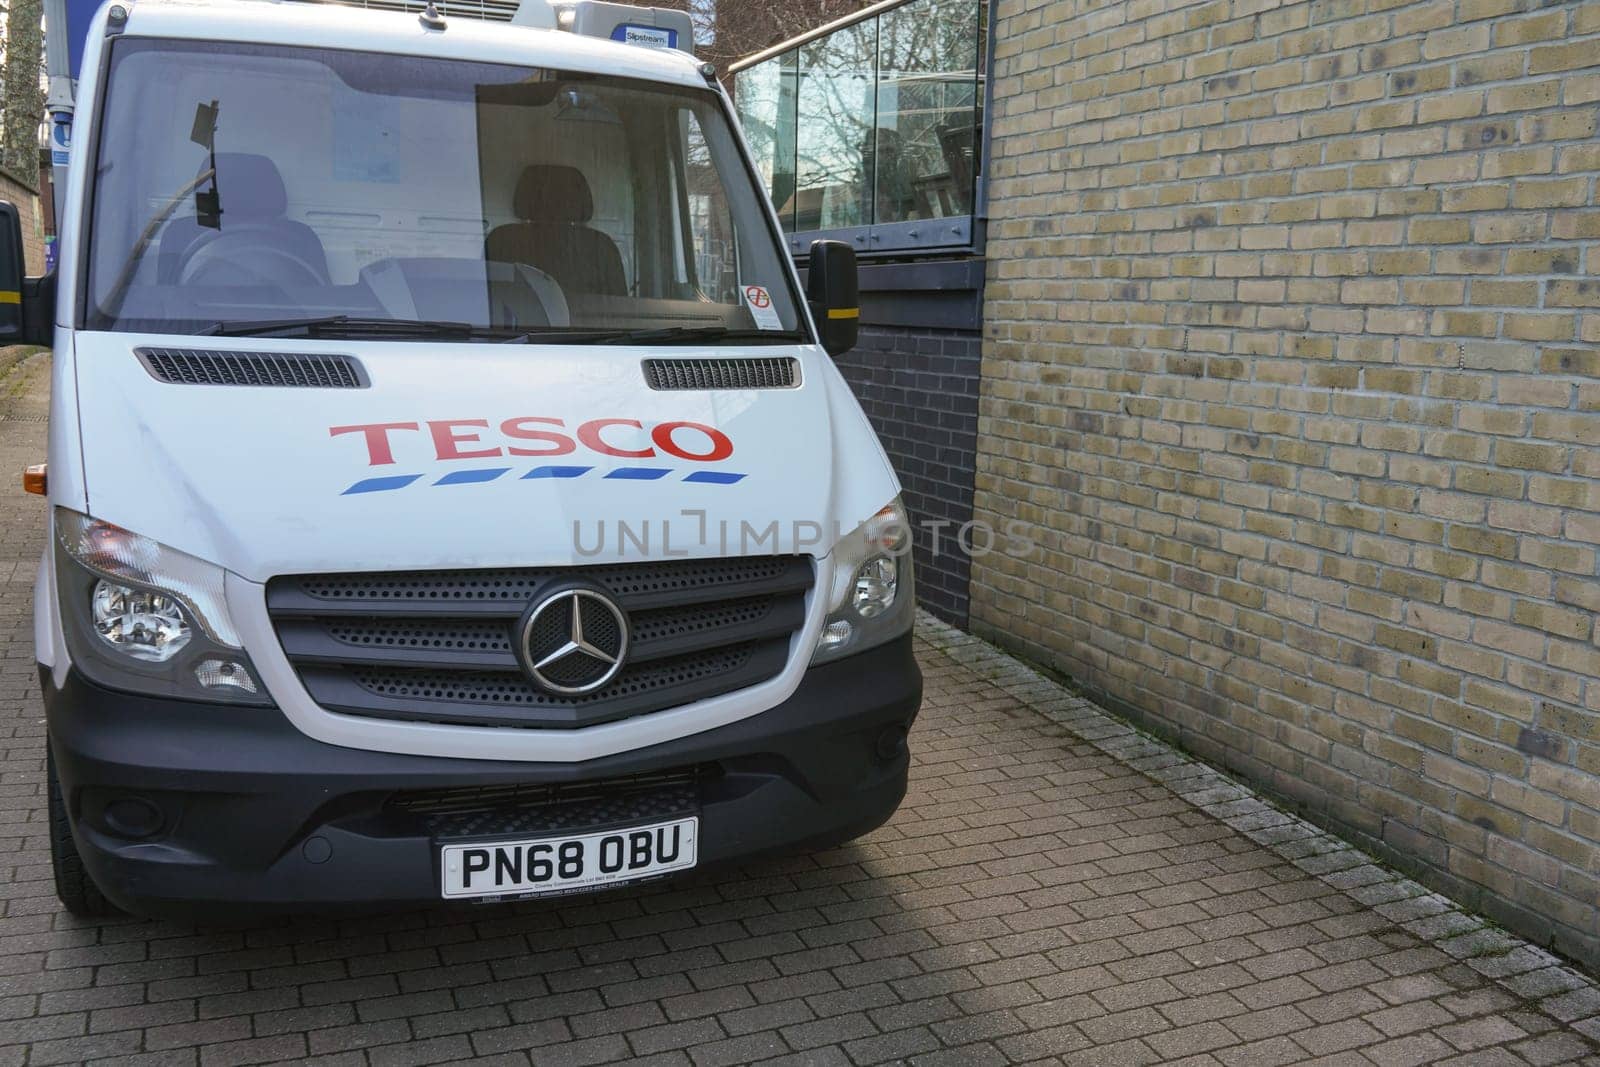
[343,466,747,495]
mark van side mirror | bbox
[806,239,858,357]
[0,202,25,344]
[0,200,55,347]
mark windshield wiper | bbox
[201,315,515,340]
[203,318,806,345]
[499,325,806,346]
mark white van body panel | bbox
[47,338,89,510]
[39,333,82,682]
[113,0,705,83]
[48,0,904,762]
[72,333,895,578]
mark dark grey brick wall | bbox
[835,325,981,627]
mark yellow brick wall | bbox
[972,0,1600,965]
[0,167,45,276]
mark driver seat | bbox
[485,165,627,296]
[156,153,330,285]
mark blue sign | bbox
[610,23,677,49]
[49,115,70,165]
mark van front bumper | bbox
[43,634,920,917]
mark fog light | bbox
[92,580,191,662]
[103,796,164,839]
[852,557,898,619]
[195,658,259,695]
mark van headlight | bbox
[90,582,191,662]
[812,498,915,664]
[55,509,270,705]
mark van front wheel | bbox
[48,749,118,918]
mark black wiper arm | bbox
[202,318,806,344]
[201,315,490,339]
[502,325,805,346]
[632,327,805,345]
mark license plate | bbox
[439,817,698,900]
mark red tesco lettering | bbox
[331,418,734,467]
[652,421,733,462]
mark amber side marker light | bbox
[22,464,46,495]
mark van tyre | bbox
[48,749,117,918]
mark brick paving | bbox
[2,354,1600,1065]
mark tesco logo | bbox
[331,418,734,467]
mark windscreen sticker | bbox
[743,285,783,331]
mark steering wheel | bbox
[177,233,326,289]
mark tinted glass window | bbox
[875,0,983,223]
[732,0,985,251]
[793,21,877,232]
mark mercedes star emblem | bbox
[517,585,630,695]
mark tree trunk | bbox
[1,0,44,184]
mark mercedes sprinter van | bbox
[1,0,921,914]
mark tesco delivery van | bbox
[0,0,921,915]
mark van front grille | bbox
[265,557,813,729]
[386,766,715,837]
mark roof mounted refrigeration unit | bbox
[538,0,695,54]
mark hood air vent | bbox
[643,357,799,391]
[136,348,367,388]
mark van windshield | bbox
[85,38,804,342]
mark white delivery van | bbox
[0,0,920,915]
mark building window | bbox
[732,0,986,257]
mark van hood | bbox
[70,334,899,582]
